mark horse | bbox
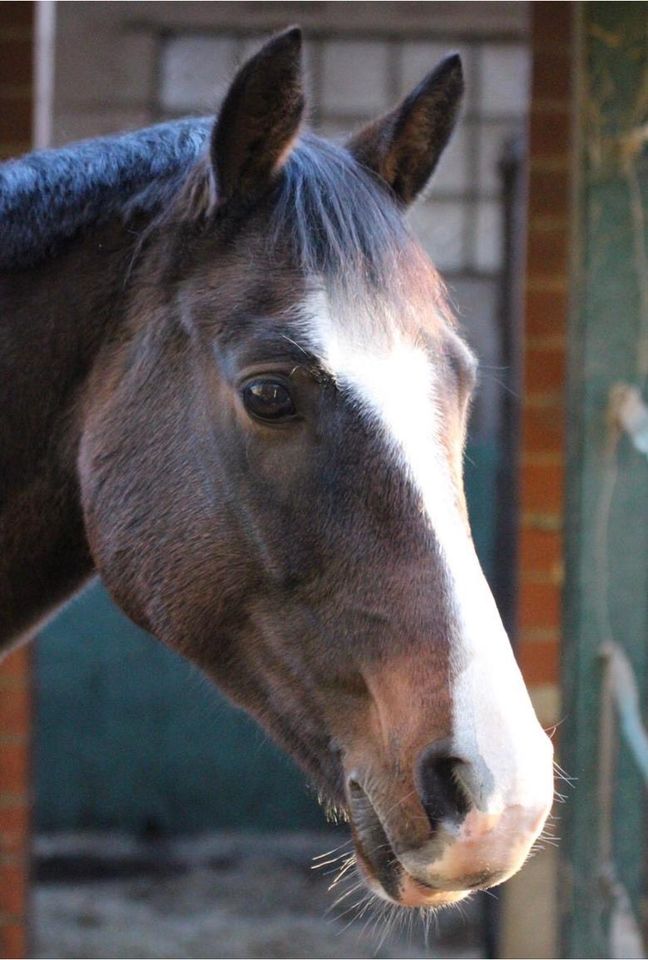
[0,28,553,911]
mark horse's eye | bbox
[242,380,297,422]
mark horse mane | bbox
[0,119,211,270]
[0,118,451,330]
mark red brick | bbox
[531,49,572,101]
[525,287,568,339]
[532,2,573,48]
[520,462,564,514]
[521,404,565,453]
[0,796,28,831]
[518,639,560,684]
[0,688,30,738]
[0,923,27,960]
[0,742,29,794]
[527,224,569,277]
[528,169,570,219]
[0,864,26,917]
[519,582,562,631]
[0,649,30,683]
[519,627,560,645]
[0,802,30,909]
[515,0,570,714]
[525,346,566,393]
[519,527,563,573]
[0,10,32,956]
[0,826,29,859]
[529,111,571,161]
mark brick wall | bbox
[500,11,573,954]
[0,4,34,957]
[517,1,572,701]
[0,649,30,960]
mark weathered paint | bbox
[561,4,648,956]
[36,583,326,833]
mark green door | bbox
[36,583,325,833]
[561,5,648,955]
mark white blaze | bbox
[304,290,553,816]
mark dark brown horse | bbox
[0,29,552,911]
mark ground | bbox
[33,832,483,959]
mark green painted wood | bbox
[36,583,327,833]
[561,5,648,956]
[465,440,500,584]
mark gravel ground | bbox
[33,832,483,959]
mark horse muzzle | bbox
[345,732,554,909]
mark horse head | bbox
[80,28,553,909]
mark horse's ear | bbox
[211,27,304,206]
[346,54,464,206]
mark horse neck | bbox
[0,218,142,648]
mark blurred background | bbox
[0,2,646,958]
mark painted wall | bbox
[37,585,326,833]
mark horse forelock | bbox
[270,134,454,342]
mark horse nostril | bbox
[416,739,471,830]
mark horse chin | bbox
[352,826,470,910]
[347,780,472,911]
